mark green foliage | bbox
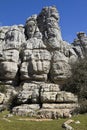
[7,94,18,111]
[62,57,87,114]
[75,99,87,114]
[62,57,87,99]
[0,85,7,93]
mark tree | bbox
[62,57,87,100]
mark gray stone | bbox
[75,121,80,124]
[50,51,71,84]
[72,32,87,58]
[17,83,39,103]
[42,103,78,109]
[25,15,42,39]
[62,123,74,130]
[3,85,18,103]
[0,93,5,104]
[0,62,18,80]
[20,43,51,81]
[55,91,78,103]
[41,91,78,103]
[12,104,40,116]
[0,6,82,119]
[4,114,13,118]
[17,83,60,104]
[37,109,72,119]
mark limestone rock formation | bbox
[0,25,25,85]
[0,6,87,118]
[72,32,87,58]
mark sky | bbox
[0,0,87,43]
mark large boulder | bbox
[12,104,40,116]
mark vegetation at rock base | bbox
[6,94,18,112]
[62,57,87,113]
[0,111,87,130]
[0,85,7,94]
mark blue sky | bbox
[0,0,87,43]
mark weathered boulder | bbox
[17,83,40,103]
[12,104,40,116]
[0,25,25,85]
[62,123,74,130]
[36,109,72,119]
[62,119,75,130]
[3,85,17,104]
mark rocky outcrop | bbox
[0,25,25,85]
[0,6,77,85]
[72,32,87,58]
[12,82,78,118]
[0,6,86,118]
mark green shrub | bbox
[62,57,87,113]
[0,85,7,93]
[62,57,87,100]
[7,93,18,112]
[74,99,87,114]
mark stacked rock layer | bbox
[0,6,87,118]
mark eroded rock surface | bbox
[0,6,86,118]
[72,32,87,58]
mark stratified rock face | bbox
[0,6,86,118]
[12,82,78,119]
[0,25,25,85]
[0,6,77,85]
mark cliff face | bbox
[0,6,86,118]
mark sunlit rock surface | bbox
[0,6,86,118]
